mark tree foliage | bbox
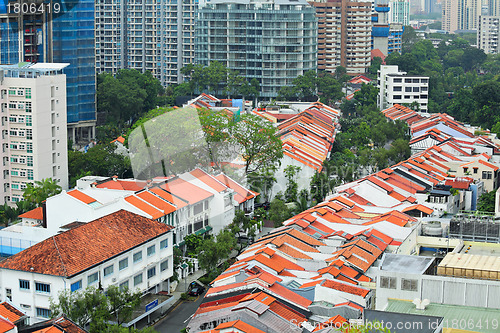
[197,229,237,280]
[97,69,166,126]
[478,191,496,212]
[277,70,343,104]
[268,198,293,227]
[68,144,133,187]
[22,178,62,207]
[50,286,144,332]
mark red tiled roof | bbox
[313,315,348,332]
[19,207,43,220]
[31,316,87,333]
[402,204,434,215]
[111,136,125,144]
[136,191,176,215]
[95,179,146,191]
[444,178,473,190]
[322,279,370,297]
[0,210,172,277]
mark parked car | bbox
[188,286,205,296]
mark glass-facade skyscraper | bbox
[0,0,96,141]
[195,0,318,99]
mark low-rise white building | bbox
[0,210,174,324]
[378,65,429,111]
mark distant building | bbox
[478,16,500,54]
[389,0,410,26]
[310,0,372,74]
[0,63,69,204]
[94,0,195,86]
[195,0,318,99]
[442,0,481,33]
[377,65,429,111]
[0,210,174,324]
[372,4,404,56]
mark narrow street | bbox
[153,291,206,333]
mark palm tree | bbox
[0,203,19,228]
[23,178,62,207]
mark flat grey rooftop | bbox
[379,253,435,275]
[364,309,442,333]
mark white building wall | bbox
[272,155,316,201]
[0,233,174,323]
[0,71,68,205]
[377,65,429,111]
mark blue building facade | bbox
[53,0,96,124]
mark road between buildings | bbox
[154,291,206,333]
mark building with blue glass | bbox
[0,0,96,143]
[371,3,403,56]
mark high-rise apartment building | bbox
[0,0,97,144]
[94,0,196,86]
[0,63,69,204]
[389,0,410,25]
[309,0,372,74]
[442,0,481,32]
[478,16,500,54]
[195,0,317,99]
[488,0,500,16]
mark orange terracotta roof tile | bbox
[278,270,297,277]
[269,301,307,324]
[402,204,433,215]
[136,191,177,215]
[215,320,266,333]
[0,317,15,333]
[215,174,257,203]
[19,207,43,220]
[67,189,97,204]
[244,270,282,285]
[190,168,228,192]
[322,279,370,297]
[161,178,214,204]
[124,195,164,219]
[268,283,313,308]
[313,315,348,332]
[277,244,313,259]
[287,228,325,247]
[0,302,23,323]
[149,187,188,209]
[31,316,86,333]
[0,210,172,277]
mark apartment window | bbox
[134,273,143,286]
[405,78,412,83]
[133,251,142,263]
[147,245,156,256]
[88,272,99,285]
[405,87,412,92]
[5,288,11,301]
[71,280,82,292]
[119,258,128,271]
[482,171,493,179]
[393,78,402,83]
[35,282,50,294]
[401,278,418,291]
[463,167,469,173]
[393,86,402,92]
[160,259,169,272]
[119,281,129,291]
[393,95,401,100]
[147,266,156,279]
[104,265,114,277]
[473,167,478,174]
[36,308,51,319]
[19,279,30,290]
[160,238,168,249]
[380,276,397,289]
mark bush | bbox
[199,276,212,286]
[180,292,188,300]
